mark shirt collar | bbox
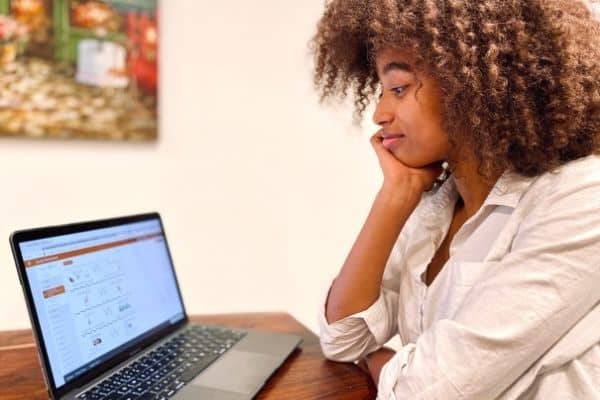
[418,175,459,229]
[417,169,537,228]
[484,170,537,208]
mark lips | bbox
[382,133,405,149]
[382,133,405,139]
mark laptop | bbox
[10,212,301,400]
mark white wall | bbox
[0,0,383,336]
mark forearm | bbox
[365,347,396,385]
[325,186,420,323]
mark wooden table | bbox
[0,312,376,399]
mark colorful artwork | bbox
[0,0,158,140]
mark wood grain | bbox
[0,312,376,399]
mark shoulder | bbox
[548,153,600,182]
[512,155,600,240]
[526,154,600,200]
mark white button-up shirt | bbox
[319,154,600,399]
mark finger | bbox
[369,130,384,143]
[370,131,397,163]
[369,131,382,147]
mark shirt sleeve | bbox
[376,171,600,399]
[318,221,410,363]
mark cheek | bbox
[425,132,450,152]
[414,110,449,150]
[402,129,450,166]
[409,119,448,151]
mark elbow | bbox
[319,332,374,363]
[319,340,361,363]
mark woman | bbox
[310,0,600,399]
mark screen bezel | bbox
[10,212,189,399]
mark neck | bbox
[450,160,500,218]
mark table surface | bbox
[0,312,376,399]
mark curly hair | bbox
[309,0,600,179]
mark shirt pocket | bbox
[447,260,498,287]
[425,260,497,326]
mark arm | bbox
[326,131,443,323]
[318,226,407,362]
[325,186,420,323]
[319,131,444,362]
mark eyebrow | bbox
[382,62,413,74]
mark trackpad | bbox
[191,350,281,394]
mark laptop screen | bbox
[19,218,185,389]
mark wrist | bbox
[377,184,422,210]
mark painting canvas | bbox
[0,0,158,140]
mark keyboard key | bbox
[116,384,132,394]
[137,394,157,400]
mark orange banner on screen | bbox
[42,285,66,298]
[24,232,162,268]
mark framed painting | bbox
[0,0,158,140]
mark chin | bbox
[390,150,435,168]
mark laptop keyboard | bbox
[76,325,247,400]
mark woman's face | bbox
[373,47,452,168]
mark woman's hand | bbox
[363,347,397,386]
[370,130,445,195]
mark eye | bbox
[377,85,409,100]
[391,85,408,97]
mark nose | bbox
[372,94,395,127]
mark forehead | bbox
[374,47,416,76]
